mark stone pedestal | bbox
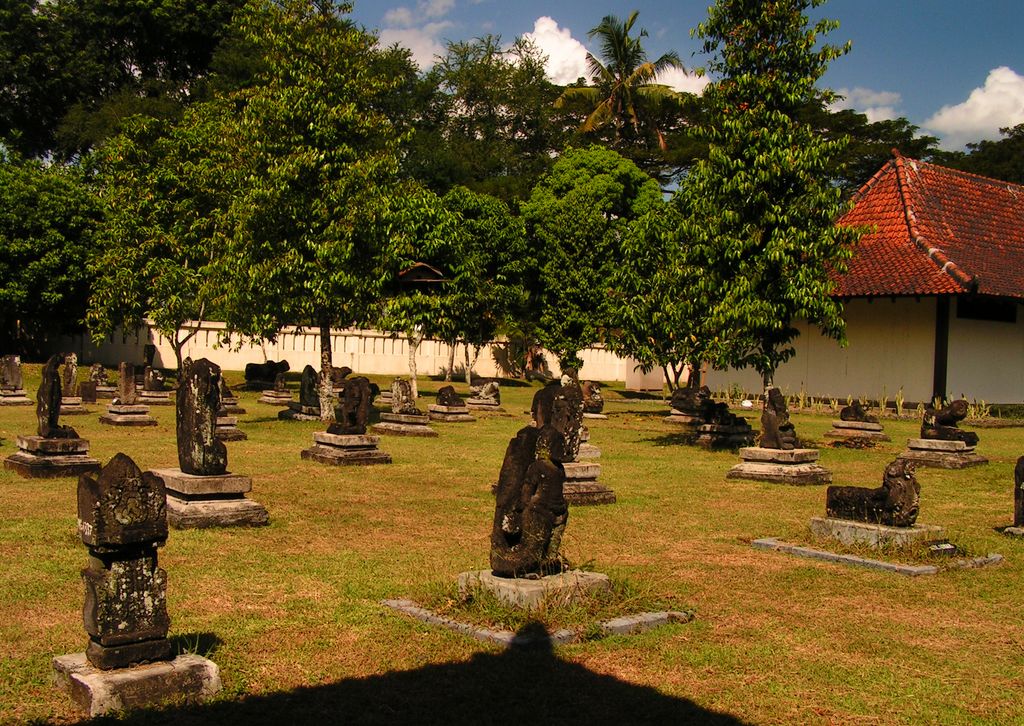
[53,652,221,717]
[562,460,616,505]
[1005,527,1024,538]
[428,403,475,422]
[664,411,701,426]
[727,447,832,485]
[139,390,174,406]
[95,385,117,400]
[809,516,946,548]
[219,396,246,415]
[99,403,157,427]
[577,443,601,459]
[0,388,32,405]
[278,402,322,421]
[372,412,438,437]
[215,416,247,441]
[149,469,268,529]
[4,436,100,478]
[258,389,293,406]
[375,391,394,408]
[583,412,608,420]
[696,423,756,449]
[457,569,611,610]
[824,420,890,443]
[60,396,89,415]
[466,398,503,412]
[301,431,392,466]
[898,438,988,468]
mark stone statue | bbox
[1015,456,1024,528]
[115,362,139,405]
[328,376,374,435]
[244,359,290,389]
[670,384,709,416]
[62,353,78,397]
[581,380,604,414]
[490,422,571,578]
[470,380,500,404]
[840,399,878,424]
[921,399,979,446]
[298,365,319,408]
[89,363,112,387]
[38,355,77,439]
[176,358,227,476]
[391,379,420,415]
[530,378,584,462]
[143,344,157,369]
[273,371,288,393]
[436,385,464,407]
[331,366,352,387]
[143,366,166,392]
[760,387,797,450]
[2,355,24,390]
[826,459,920,527]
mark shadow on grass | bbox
[641,433,699,448]
[83,622,748,726]
[170,632,223,659]
[612,390,665,401]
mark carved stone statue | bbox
[391,379,420,415]
[436,385,464,408]
[38,355,77,439]
[89,363,112,387]
[273,372,288,393]
[328,376,374,435]
[469,380,500,404]
[62,353,78,397]
[760,387,797,450]
[331,366,352,387]
[826,459,920,527]
[1015,456,1024,528]
[581,381,604,414]
[116,362,139,405]
[840,399,878,424]
[143,344,157,369]
[921,399,979,446]
[2,355,24,390]
[298,365,319,409]
[670,384,709,416]
[143,366,166,392]
[176,358,227,476]
[244,359,290,389]
[531,379,584,462]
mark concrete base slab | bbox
[465,400,503,412]
[220,404,246,415]
[563,481,617,505]
[1004,526,1024,538]
[727,460,832,485]
[60,404,90,415]
[215,427,247,441]
[100,413,157,426]
[165,494,269,529]
[371,422,438,437]
[380,412,430,425]
[277,408,321,421]
[4,451,100,479]
[824,428,890,442]
[53,652,221,717]
[583,412,608,420]
[576,443,601,459]
[301,445,393,466]
[258,392,293,406]
[17,435,90,453]
[0,392,32,405]
[907,438,973,451]
[428,411,476,422]
[149,469,252,496]
[897,449,988,469]
[753,537,939,576]
[738,446,820,463]
[96,386,117,399]
[809,517,946,548]
[457,569,611,610]
[138,392,174,406]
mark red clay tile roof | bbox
[834,151,1024,300]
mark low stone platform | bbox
[457,569,611,610]
[99,403,157,427]
[4,436,100,478]
[220,397,246,415]
[727,447,832,485]
[372,412,437,437]
[465,398,504,412]
[60,397,89,415]
[562,461,615,505]
[1004,526,1024,538]
[149,468,268,529]
[258,390,293,406]
[664,411,700,426]
[824,420,890,443]
[215,416,247,441]
[95,385,116,400]
[583,412,608,420]
[576,443,601,459]
[696,423,755,450]
[53,652,221,717]
[278,403,322,421]
[898,438,988,469]
[809,516,946,548]
[301,431,392,466]
[428,404,475,423]
[0,389,32,405]
[139,391,173,406]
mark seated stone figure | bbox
[670,385,710,416]
[760,387,797,450]
[531,378,584,461]
[391,378,420,415]
[470,380,500,404]
[328,376,374,435]
[436,385,464,407]
[921,399,979,446]
[826,459,920,527]
[581,380,604,414]
[840,399,878,424]
[298,365,320,408]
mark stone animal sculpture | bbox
[1015,456,1024,527]
[244,359,291,388]
[826,459,920,527]
[840,399,878,423]
[436,385,464,407]
[581,380,604,414]
[760,387,797,450]
[38,355,77,439]
[330,366,352,387]
[470,380,500,403]
[921,399,979,446]
[176,357,227,476]
[329,376,374,435]
[531,378,584,461]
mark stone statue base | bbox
[1004,527,1024,538]
[4,436,100,478]
[301,431,391,466]
[562,461,615,505]
[810,516,946,548]
[139,390,174,406]
[214,416,247,441]
[372,412,438,437]
[278,402,322,421]
[577,443,601,459]
[583,412,608,420]
[53,652,221,718]
[727,447,832,485]
[95,385,117,400]
[0,389,32,405]
[149,469,268,529]
[465,397,503,412]
[99,403,157,427]
[898,439,988,469]
[258,389,293,406]
[60,396,89,415]
[219,396,246,415]
[374,391,394,408]
[457,569,611,611]
[427,404,475,422]
[824,420,890,444]
[696,423,756,450]
[664,411,701,426]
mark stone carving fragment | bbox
[328,376,374,435]
[38,355,77,439]
[760,387,797,450]
[839,399,878,424]
[176,358,227,476]
[921,399,979,446]
[826,459,920,527]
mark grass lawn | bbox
[1,367,1022,724]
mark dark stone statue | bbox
[244,359,290,388]
[826,459,920,527]
[1014,456,1024,528]
[470,380,500,404]
[921,399,979,446]
[490,423,571,578]
[2,354,24,390]
[331,366,352,387]
[391,379,420,415]
[78,453,171,669]
[273,371,288,393]
[670,384,708,415]
[328,376,374,435]
[143,366,166,392]
[760,387,797,450]
[143,343,157,368]
[116,362,139,405]
[89,363,111,387]
[299,365,320,408]
[218,375,234,402]
[38,355,77,439]
[436,385,464,407]
[176,358,227,476]
[62,353,78,396]
[840,399,878,424]
[531,379,585,462]
[581,380,604,414]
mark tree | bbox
[678,0,861,391]
[932,123,1024,185]
[0,147,101,353]
[521,146,661,379]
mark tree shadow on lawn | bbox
[87,622,748,726]
[641,433,699,448]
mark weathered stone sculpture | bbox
[373,378,436,437]
[825,398,889,446]
[62,353,79,396]
[142,366,166,391]
[898,399,986,469]
[138,365,173,405]
[760,388,797,450]
[302,376,391,465]
[176,358,227,475]
[391,378,420,415]
[826,459,920,527]
[429,385,475,423]
[278,365,321,420]
[258,371,293,405]
[467,379,502,410]
[669,384,707,418]
[840,400,878,424]
[330,376,374,435]
[330,365,352,393]
[0,354,32,405]
[90,363,111,387]
[437,385,464,407]
[244,359,290,390]
[581,380,605,416]
[921,399,979,445]
[666,384,754,448]
[100,363,156,426]
[1016,457,1024,528]
[39,355,77,438]
[143,343,157,369]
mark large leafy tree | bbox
[679,0,861,390]
[932,123,1024,185]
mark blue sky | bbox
[347,0,1024,150]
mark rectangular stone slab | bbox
[563,482,617,506]
[17,435,91,453]
[107,404,151,414]
[380,412,430,425]
[149,468,252,495]
[371,422,438,437]
[100,413,157,427]
[301,445,392,466]
[906,438,971,452]
[428,412,476,422]
[897,450,988,469]
[457,569,611,610]
[809,516,947,548]
[4,452,100,478]
[165,494,269,529]
[752,538,939,577]
[428,404,470,414]
[830,420,884,431]
[563,461,601,480]
[313,432,381,448]
[727,460,832,485]
[739,447,820,463]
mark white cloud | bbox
[382,7,414,27]
[656,67,709,95]
[522,17,589,85]
[421,0,454,19]
[379,22,452,68]
[831,87,902,123]
[924,66,1024,149]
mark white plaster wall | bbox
[947,298,1024,402]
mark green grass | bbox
[2,367,1024,724]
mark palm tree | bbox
[556,11,685,149]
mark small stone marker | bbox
[100,363,157,427]
[90,363,116,399]
[278,365,322,420]
[139,366,173,405]
[302,376,391,465]
[53,453,221,716]
[373,378,437,437]
[0,354,32,405]
[428,385,475,422]
[148,358,267,529]
[4,355,100,478]
[258,372,293,405]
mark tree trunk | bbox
[465,344,480,386]
[445,344,455,382]
[407,327,423,400]
[318,312,335,422]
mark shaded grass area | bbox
[1,367,1023,724]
